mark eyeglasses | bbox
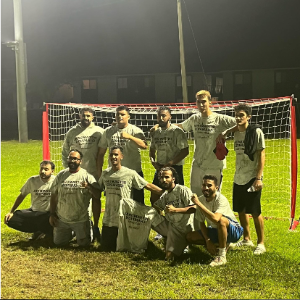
[67,157,81,162]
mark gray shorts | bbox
[152,219,190,257]
[53,219,91,247]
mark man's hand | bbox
[4,213,13,224]
[151,161,163,170]
[216,134,226,144]
[252,179,263,191]
[120,132,132,139]
[206,239,217,256]
[149,124,159,132]
[49,214,59,227]
[164,204,177,214]
[191,193,200,205]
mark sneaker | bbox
[230,239,255,249]
[253,244,266,255]
[183,245,190,254]
[29,231,45,241]
[209,256,227,267]
[154,233,163,241]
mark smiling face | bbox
[39,163,54,181]
[109,148,123,167]
[115,110,130,128]
[201,179,218,199]
[80,110,94,128]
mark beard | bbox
[68,161,80,171]
[81,119,91,128]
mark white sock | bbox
[218,247,226,257]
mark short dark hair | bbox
[69,149,83,159]
[40,160,55,170]
[79,107,95,116]
[157,106,171,114]
[234,103,252,116]
[110,145,124,153]
[158,167,179,184]
[203,175,218,186]
[116,105,130,114]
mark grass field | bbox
[1,140,300,299]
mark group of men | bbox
[5,90,266,267]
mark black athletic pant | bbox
[101,225,118,251]
[132,170,145,205]
[7,209,53,235]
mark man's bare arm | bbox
[4,193,26,224]
[97,147,107,178]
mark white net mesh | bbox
[45,97,295,219]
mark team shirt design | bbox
[117,198,164,253]
[99,167,148,227]
[195,192,240,228]
[182,112,236,169]
[62,122,104,177]
[51,168,99,223]
[150,124,188,165]
[234,128,265,185]
[155,184,194,234]
[20,175,56,212]
[98,124,145,172]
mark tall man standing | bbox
[177,90,236,196]
[230,104,266,255]
[97,106,147,204]
[50,150,101,247]
[4,161,55,240]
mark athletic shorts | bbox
[233,178,262,216]
[152,165,184,186]
[132,171,145,205]
[198,217,244,243]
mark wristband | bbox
[256,178,262,180]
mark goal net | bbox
[43,96,298,227]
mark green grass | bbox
[1,140,300,299]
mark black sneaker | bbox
[29,231,46,241]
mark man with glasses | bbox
[49,149,101,247]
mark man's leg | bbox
[53,219,73,246]
[253,214,264,245]
[71,220,91,247]
[101,226,118,251]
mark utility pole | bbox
[177,0,188,103]
[13,0,28,142]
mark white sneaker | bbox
[209,256,227,267]
[253,244,266,255]
[183,245,190,254]
[230,239,255,249]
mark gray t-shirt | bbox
[51,168,99,223]
[99,166,148,227]
[62,122,104,178]
[117,198,164,253]
[195,192,239,228]
[150,124,188,166]
[20,175,56,212]
[234,128,265,185]
[155,184,194,234]
[181,112,236,169]
[98,124,146,172]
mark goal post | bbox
[43,96,298,228]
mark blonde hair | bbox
[195,90,211,101]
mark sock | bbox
[218,247,226,257]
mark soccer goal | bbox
[43,96,298,228]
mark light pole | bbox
[3,0,28,143]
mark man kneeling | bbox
[186,175,243,267]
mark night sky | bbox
[2,0,300,82]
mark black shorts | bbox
[233,178,262,216]
[152,165,184,186]
[101,225,118,252]
[132,171,145,205]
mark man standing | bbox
[4,161,55,240]
[230,104,266,255]
[62,107,104,180]
[49,150,101,247]
[99,146,162,251]
[186,175,244,267]
[97,105,147,204]
[177,90,236,196]
[151,167,195,263]
[150,106,189,188]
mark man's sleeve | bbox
[20,177,32,197]
[87,173,101,189]
[183,187,194,206]
[214,194,229,215]
[175,128,189,149]
[134,126,146,140]
[221,115,236,130]
[195,207,205,222]
[98,173,105,191]
[98,129,108,148]
[181,115,193,132]
[256,128,265,150]
[132,171,148,190]
[62,131,72,168]
[50,174,60,194]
